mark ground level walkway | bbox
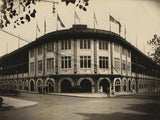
[51,92,135,98]
[0,96,37,111]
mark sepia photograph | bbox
[0,0,160,120]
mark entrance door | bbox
[80,80,92,93]
[61,80,72,93]
[128,80,131,92]
[30,81,34,91]
[100,79,110,92]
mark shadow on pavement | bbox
[124,103,160,114]
[78,112,153,120]
[116,94,160,101]
[78,103,160,120]
[0,105,13,112]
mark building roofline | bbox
[0,24,159,68]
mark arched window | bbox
[122,80,127,92]
[115,79,121,92]
[37,80,43,93]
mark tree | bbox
[147,34,160,65]
[0,0,89,29]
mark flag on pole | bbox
[57,14,65,28]
[44,17,46,34]
[36,23,40,33]
[74,11,80,23]
[109,15,121,34]
[94,12,98,26]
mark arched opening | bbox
[61,80,72,93]
[37,80,43,93]
[46,80,54,93]
[123,80,127,92]
[115,79,121,92]
[128,80,131,92]
[80,79,92,93]
[99,79,110,92]
[139,79,141,89]
[30,80,34,92]
[18,81,22,90]
[24,80,28,91]
[132,80,136,91]
[14,81,17,89]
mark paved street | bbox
[0,93,160,120]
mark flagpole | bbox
[124,24,126,39]
[36,23,37,39]
[6,42,8,54]
[109,13,111,32]
[144,43,145,54]
[118,17,121,36]
[136,36,137,48]
[93,9,95,29]
[18,34,20,48]
[44,16,46,34]
[74,7,76,25]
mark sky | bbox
[0,0,160,57]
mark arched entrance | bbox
[18,80,22,90]
[14,80,17,89]
[128,80,131,92]
[80,79,92,93]
[99,79,110,92]
[122,79,127,92]
[30,80,35,92]
[46,80,54,93]
[24,80,29,91]
[37,79,43,93]
[61,80,72,93]
[115,79,121,92]
[132,79,136,92]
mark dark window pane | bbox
[88,40,90,49]
[84,40,86,49]
[68,40,71,49]
[80,40,83,49]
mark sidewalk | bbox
[23,91,136,98]
[0,96,38,111]
[52,93,108,98]
[51,92,136,98]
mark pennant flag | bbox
[57,14,65,28]
[36,23,40,32]
[109,15,121,34]
[94,12,98,25]
[44,17,46,34]
[75,11,80,23]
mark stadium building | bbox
[0,24,160,95]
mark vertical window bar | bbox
[65,40,67,49]
[68,40,71,49]
[88,40,90,49]
[61,40,64,50]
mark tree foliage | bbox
[0,0,89,29]
[147,34,160,64]
[0,0,37,29]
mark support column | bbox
[55,41,59,74]
[110,42,113,74]
[94,39,97,73]
[74,39,77,74]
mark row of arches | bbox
[0,77,139,94]
[1,77,160,94]
[113,78,136,93]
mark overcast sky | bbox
[0,0,160,56]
